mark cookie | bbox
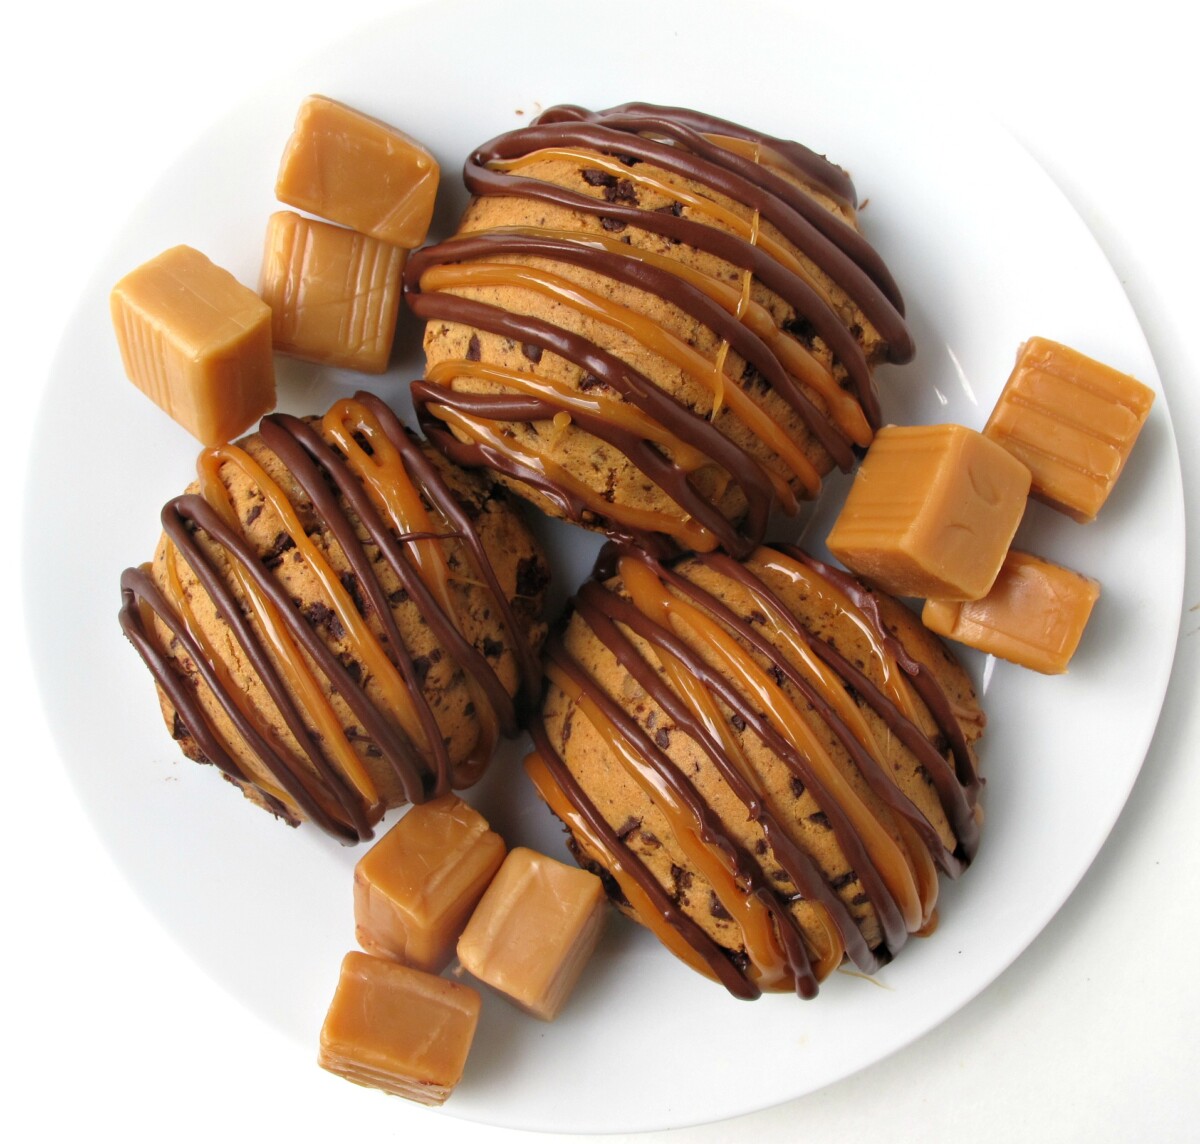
[526,542,984,999]
[120,391,549,842]
[406,102,913,557]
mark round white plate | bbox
[23,0,1184,1133]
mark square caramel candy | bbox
[259,211,406,373]
[275,94,440,249]
[826,423,1032,600]
[354,793,505,974]
[110,245,275,445]
[318,951,480,1106]
[457,847,606,1022]
[922,549,1100,674]
[984,336,1155,523]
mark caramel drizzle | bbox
[406,102,912,557]
[119,392,537,843]
[526,544,980,997]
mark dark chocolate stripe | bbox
[470,110,912,362]
[574,581,878,977]
[580,560,909,959]
[777,545,983,811]
[687,551,973,874]
[454,163,882,425]
[408,291,777,557]
[119,396,539,842]
[407,230,854,470]
[548,633,820,998]
[539,102,859,207]
[528,719,762,1000]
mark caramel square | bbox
[259,211,406,373]
[354,794,506,974]
[922,549,1100,674]
[275,94,440,249]
[457,847,606,1021]
[110,244,274,445]
[984,337,1155,523]
[826,423,1032,600]
[318,951,480,1106]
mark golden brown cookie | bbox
[120,391,549,842]
[406,102,914,557]
[526,543,984,999]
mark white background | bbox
[4,1,1197,1141]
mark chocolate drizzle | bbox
[406,102,913,558]
[525,544,983,998]
[119,392,543,844]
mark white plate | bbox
[22,0,1184,1134]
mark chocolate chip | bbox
[655,727,671,749]
[303,601,345,641]
[616,816,642,841]
[581,168,617,188]
[171,711,190,741]
[616,153,642,167]
[521,342,543,363]
[339,571,369,616]
[830,870,857,891]
[709,892,732,921]
[603,178,638,205]
[783,314,817,342]
[730,712,746,732]
[261,532,296,569]
[790,776,806,799]
[515,555,550,599]
[655,201,684,217]
[600,217,626,232]
[388,587,409,606]
[466,333,482,361]
[807,811,830,829]
[670,864,693,892]
[482,637,504,658]
[244,503,262,527]
[411,654,432,685]
[579,373,608,392]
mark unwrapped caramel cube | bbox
[354,794,506,974]
[319,951,480,1106]
[110,245,275,445]
[984,337,1155,523]
[259,211,406,373]
[275,95,440,249]
[457,847,606,1021]
[922,549,1100,674]
[826,423,1032,600]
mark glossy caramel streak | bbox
[118,393,536,843]
[539,102,860,214]
[546,644,817,997]
[120,566,337,833]
[469,108,912,370]
[593,557,910,958]
[778,545,983,812]
[410,231,853,471]
[541,102,909,324]
[127,495,382,840]
[258,416,461,798]
[407,291,775,556]
[525,722,762,999]
[457,157,881,425]
[686,552,974,875]
[574,582,877,978]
